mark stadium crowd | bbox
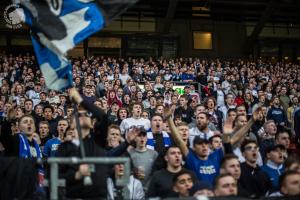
[0,53,300,199]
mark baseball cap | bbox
[265,144,285,154]
[193,136,209,146]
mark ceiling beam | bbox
[244,0,278,54]
[161,0,179,33]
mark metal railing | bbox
[47,157,131,200]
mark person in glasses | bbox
[239,139,271,198]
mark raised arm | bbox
[164,106,189,157]
[223,108,263,145]
[69,88,108,147]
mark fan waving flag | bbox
[14,0,138,90]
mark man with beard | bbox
[166,109,224,185]
[189,112,214,148]
[120,103,150,135]
[239,139,271,198]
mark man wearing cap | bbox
[166,109,223,185]
[262,144,285,192]
[128,127,158,186]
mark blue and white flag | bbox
[14,0,138,90]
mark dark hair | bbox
[227,108,237,116]
[284,155,300,169]
[179,94,189,101]
[165,145,181,156]
[196,112,209,120]
[275,129,291,140]
[240,139,257,153]
[24,99,33,104]
[39,121,49,127]
[279,171,300,193]
[209,134,222,144]
[43,105,54,113]
[214,173,234,187]
[151,113,163,121]
[172,169,194,184]
[220,154,239,168]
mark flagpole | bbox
[72,103,93,186]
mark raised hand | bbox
[126,127,139,144]
[223,118,234,135]
[164,105,174,119]
[69,87,83,104]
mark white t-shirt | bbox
[120,117,151,135]
[189,127,214,148]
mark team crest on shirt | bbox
[199,165,216,175]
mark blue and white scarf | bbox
[146,131,171,150]
[19,134,44,189]
[19,134,42,159]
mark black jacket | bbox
[57,99,128,199]
[239,162,271,198]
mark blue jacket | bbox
[262,161,284,192]
[267,106,287,125]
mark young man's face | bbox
[44,108,53,120]
[222,158,241,180]
[151,116,163,130]
[24,101,33,112]
[214,176,238,197]
[194,142,209,158]
[173,173,194,197]
[179,97,187,107]
[211,136,222,150]
[276,132,290,149]
[267,148,285,165]
[178,125,189,141]
[265,122,277,135]
[39,124,49,138]
[57,120,69,135]
[135,134,147,149]
[281,174,300,196]
[242,143,259,164]
[165,147,182,168]
[132,104,142,117]
[19,116,36,136]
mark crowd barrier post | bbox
[47,157,131,200]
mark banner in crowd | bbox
[13,0,138,90]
